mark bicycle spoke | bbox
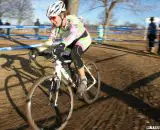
[26,75,73,130]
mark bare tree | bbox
[62,0,79,15]
[81,0,159,39]
[95,0,145,39]
[0,0,13,17]
[0,0,33,24]
[69,0,79,15]
[98,10,116,26]
[8,0,34,24]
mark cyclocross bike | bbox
[26,47,101,130]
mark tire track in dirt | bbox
[1,45,160,129]
[65,101,107,130]
[113,103,128,130]
[91,100,118,130]
[102,99,122,130]
[80,101,112,130]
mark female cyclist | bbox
[31,0,92,96]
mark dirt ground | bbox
[0,38,160,130]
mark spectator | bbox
[34,19,40,37]
[5,21,11,36]
[147,17,157,52]
[0,18,3,33]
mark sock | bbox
[81,76,87,85]
[81,76,87,80]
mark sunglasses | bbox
[49,16,57,21]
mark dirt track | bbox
[0,41,160,130]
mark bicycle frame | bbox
[56,59,97,91]
[84,65,97,91]
[54,60,73,83]
[51,59,76,107]
[51,55,97,106]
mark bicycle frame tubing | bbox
[54,59,97,90]
[51,58,76,107]
[54,59,76,87]
[84,65,96,90]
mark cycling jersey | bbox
[38,15,91,52]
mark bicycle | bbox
[26,47,101,130]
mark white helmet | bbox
[46,0,66,18]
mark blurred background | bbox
[0,0,160,26]
[0,0,160,47]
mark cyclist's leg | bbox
[74,33,92,78]
[71,45,86,96]
[71,35,92,95]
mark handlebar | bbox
[29,46,71,64]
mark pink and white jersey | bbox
[48,15,86,46]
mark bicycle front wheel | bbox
[83,62,101,104]
[26,75,73,130]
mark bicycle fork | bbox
[49,60,75,107]
[48,77,60,107]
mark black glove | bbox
[54,43,65,58]
[29,48,39,60]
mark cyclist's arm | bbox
[38,27,58,52]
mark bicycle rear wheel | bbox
[26,75,73,130]
[83,62,101,104]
